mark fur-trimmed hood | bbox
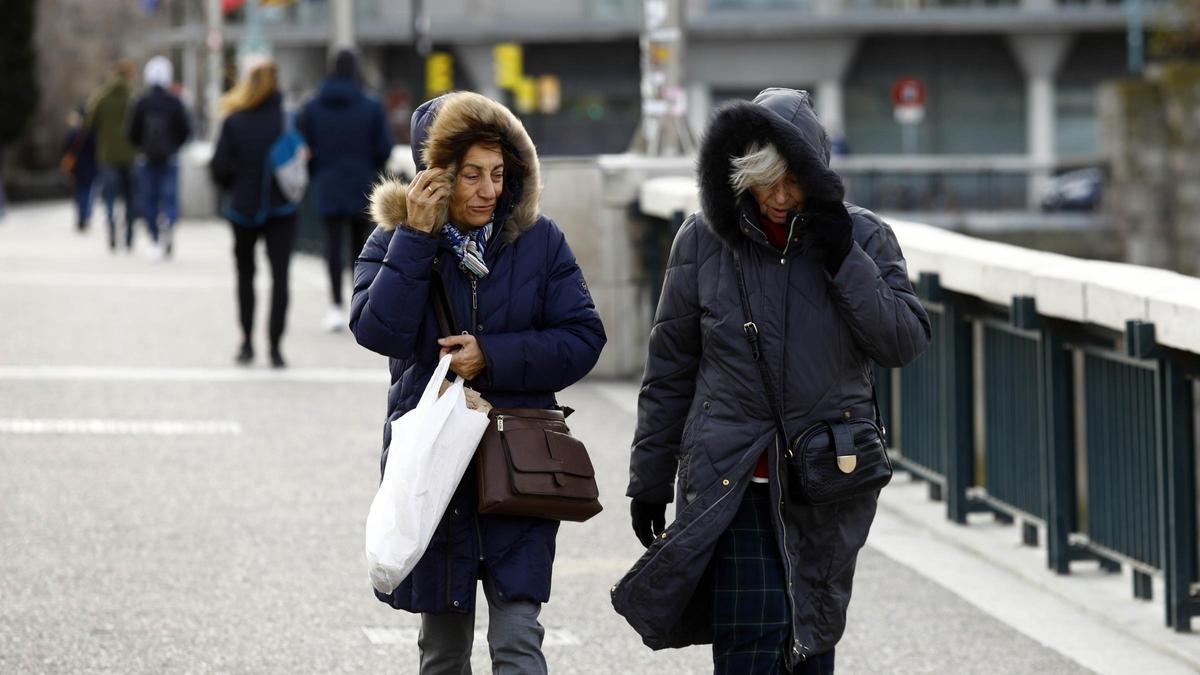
[697,88,845,249]
[369,91,542,245]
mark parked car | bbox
[1041,167,1104,212]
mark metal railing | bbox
[887,274,1200,630]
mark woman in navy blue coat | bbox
[351,91,606,674]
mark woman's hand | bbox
[405,167,452,233]
[438,334,486,381]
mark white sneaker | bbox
[324,305,345,332]
[147,242,164,263]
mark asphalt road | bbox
[0,203,1089,674]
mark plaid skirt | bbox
[711,484,835,675]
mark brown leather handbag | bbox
[476,407,603,522]
[430,268,602,523]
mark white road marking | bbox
[362,626,581,647]
[0,418,243,435]
[0,366,388,384]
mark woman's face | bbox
[749,172,805,226]
[448,143,505,228]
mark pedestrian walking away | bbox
[351,91,606,675]
[209,58,297,368]
[61,106,98,232]
[128,55,191,260]
[86,60,139,251]
[613,88,932,674]
[297,49,393,332]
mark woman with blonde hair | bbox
[210,58,297,367]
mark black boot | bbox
[269,346,286,369]
[235,340,253,365]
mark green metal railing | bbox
[886,273,1200,631]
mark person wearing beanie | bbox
[297,49,394,332]
[127,55,191,260]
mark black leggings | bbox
[231,214,296,349]
[324,213,371,306]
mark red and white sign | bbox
[892,77,926,124]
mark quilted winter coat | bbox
[612,88,931,669]
[351,92,606,614]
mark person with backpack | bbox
[297,49,394,332]
[128,56,191,260]
[210,58,299,368]
[87,60,139,251]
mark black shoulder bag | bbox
[732,249,893,505]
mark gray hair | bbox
[729,142,787,196]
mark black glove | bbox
[801,200,854,275]
[630,499,667,548]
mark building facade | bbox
[135,0,1162,209]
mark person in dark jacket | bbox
[352,91,606,674]
[614,88,931,674]
[62,106,98,232]
[87,60,139,251]
[297,49,393,332]
[128,55,191,260]
[209,58,296,368]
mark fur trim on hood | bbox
[369,91,542,245]
[697,88,845,249]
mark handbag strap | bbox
[732,249,790,447]
[429,259,458,337]
[731,248,887,446]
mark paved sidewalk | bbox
[0,202,1190,673]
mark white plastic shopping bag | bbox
[365,354,489,594]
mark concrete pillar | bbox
[1007,34,1073,209]
[817,77,844,142]
[687,82,711,142]
[181,42,200,114]
[329,0,355,54]
[455,44,501,101]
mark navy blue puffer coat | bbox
[296,76,393,217]
[351,92,606,614]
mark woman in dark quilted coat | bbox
[613,88,931,674]
[351,91,605,675]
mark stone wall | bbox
[1099,62,1200,275]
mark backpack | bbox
[141,108,174,164]
[269,112,308,204]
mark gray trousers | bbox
[418,574,547,675]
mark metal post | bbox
[204,0,224,140]
[632,0,694,156]
[943,290,975,524]
[1041,319,1077,574]
[1160,354,1197,631]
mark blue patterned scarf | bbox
[441,222,492,278]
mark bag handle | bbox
[415,353,456,410]
[731,248,886,449]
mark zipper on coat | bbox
[445,506,456,608]
[772,252,809,663]
[470,277,478,335]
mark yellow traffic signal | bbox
[426,52,454,98]
[493,43,523,89]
